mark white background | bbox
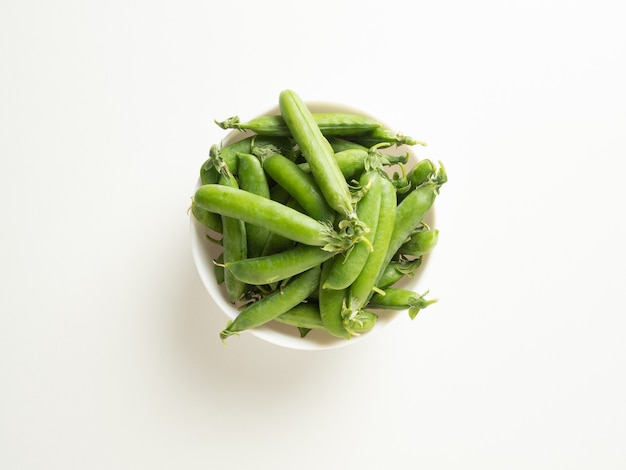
[2,0,625,468]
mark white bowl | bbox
[190,102,435,350]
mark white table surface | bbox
[2,1,625,468]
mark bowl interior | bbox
[189,102,435,350]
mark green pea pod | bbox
[399,229,439,258]
[261,152,335,223]
[274,303,376,336]
[298,148,408,181]
[376,257,423,290]
[368,288,437,320]
[278,90,355,219]
[274,303,325,331]
[260,229,296,257]
[218,173,248,302]
[328,137,368,153]
[297,149,366,180]
[377,164,447,282]
[199,151,220,186]
[201,139,249,180]
[344,309,378,336]
[261,197,303,257]
[237,153,271,258]
[397,159,437,203]
[225,244,334,285]
[407,159,437,188]
[220,265,321,341]
[260,188,298,257]
[319,260,350,339]
[215,113,380,137]
[201,136,294,181]
[193,185,355,253]
[191,201,222,234]
[252,135,299,161]
[349,127,426,147]
[322,170,382,290]
[347,177,397,313]
[197,145,228,233]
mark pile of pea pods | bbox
[192,90,447,342]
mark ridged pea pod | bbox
[322,170,382,290]
[397,159,437,203]
[349,127,426,148]
[237,152,271,258]
[193,185,354,253]
[398,229,439,258]
[298,148,408,181]
[319,260,350,339]
[376,258,423,290]
[345,177,397,316]
[377,164,447,283]
[190,202,222,234]
[215,112,381,137]
[261,152,335,223]
[225,244,334,286]
[368,288,437,320]
[274,303,377,336]
[218,173,248,302]
[278,89,355,218]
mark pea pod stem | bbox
[196,144,230,234]
[328,137,368,152]
[260,188,297,256]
